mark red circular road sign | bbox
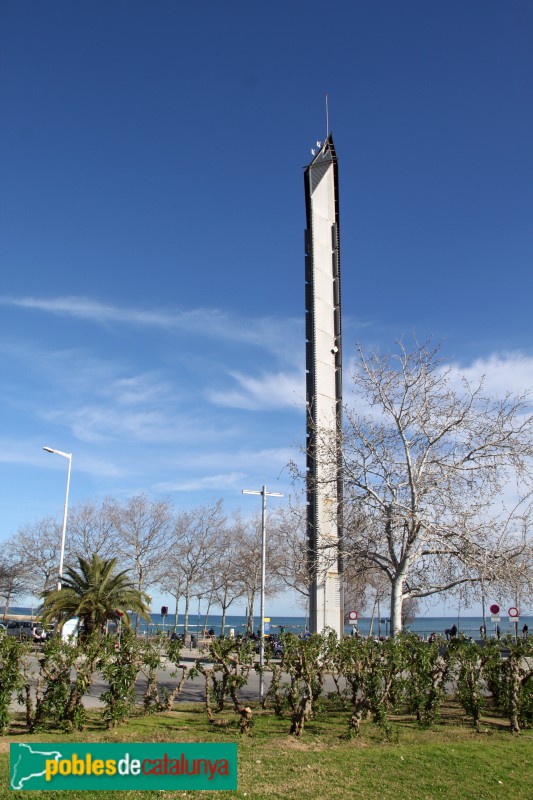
[348,610,358,621]
[489,604,500,615]
[508,607,519,618]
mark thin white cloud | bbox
[0,441,50,467]
[41,399,243,448]
[450,352,533,399]
[43,406,171,445]
[182,446,297,472]
[0,438,125,478]
[1,340,242,446]
[343,350,533,415]
[208,370,306,411]
[155,472,248,493]
[0,340,135,398]
[0,297,306,507]
[1,295,302,362]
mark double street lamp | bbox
[43,447,72,591]
[242,485,283,702]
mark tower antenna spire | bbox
[325,91,329,138]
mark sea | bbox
[7,607,532,640]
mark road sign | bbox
[348,610,358,624]
[508,607,519,618]
[491,616,500,623]
[161,606,168,616]
[490,603,500,615]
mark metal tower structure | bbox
[304,134,343,636]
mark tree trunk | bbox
[220,587,229,636]
[369,598,377,638]
[3,591,12,620]
[246,591,256,635]
[202,598,212,636]
[173,592,180,633]
[390,575,405,637]
[135,564,143,633]
[183,588,191,637]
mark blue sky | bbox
[1,1,532,615]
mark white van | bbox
[61,618,79,643]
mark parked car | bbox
[255,636,283,658]
[6,620,48,642]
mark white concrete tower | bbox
[304,134,343,636]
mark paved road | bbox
[15,644,527,713]
[9,649,279,711]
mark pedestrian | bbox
[445,624,457,640]
[523,624,528,639]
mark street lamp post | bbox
[43,447,72,591]
[242,485,283,703]
[196,594,203,644]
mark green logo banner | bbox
[10,743,237,791]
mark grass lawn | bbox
[0,702,531,800]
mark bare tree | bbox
[201,517,244,635]
[231,512,283,635]
[110,494,173,628]
[485,531,533,614]
[268,503,310,611]
[310,338,533,636]
[354,568,390,637]
[401,596,420,627]
[66,498,119,563]
[157,568,185,633]
[267,499,313,614]
[8,518,63,595]
[342,560,385,624]
[268,499,379,625]
[163,501,226,637]
[0,556,30,619]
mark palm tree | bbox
[40,554,151,636]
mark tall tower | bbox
[304,134,343,636]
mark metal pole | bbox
[515,587,519,643]
[481,580,487,639]
[242,485,283,703]
[57,455,72,591]
[259,486,267,703]
[43,448,72,592]
[196,596,201,643]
